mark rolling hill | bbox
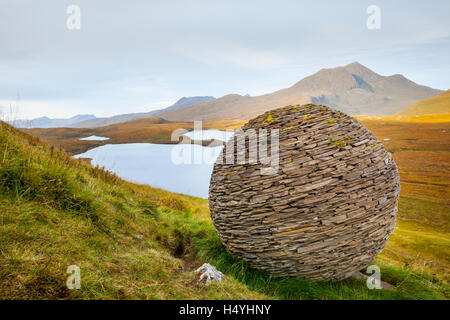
[396,89,450,116]
[159,62,442,121]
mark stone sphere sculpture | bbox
[209,104,400,280]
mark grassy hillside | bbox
[0,121,448,299]
[396,90,450,116]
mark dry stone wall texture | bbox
[209,104,400,280]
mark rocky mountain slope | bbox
[159,62,442,121]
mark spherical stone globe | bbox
[209,104,400,280]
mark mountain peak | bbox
[345,61,364,68]
[343,61,374,73]
[388,74,407,79]
[170,96,216,109]
[175,97,188,103]
[342,62,383,83]
[311,62,375,79]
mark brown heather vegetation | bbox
[359,117,450,281]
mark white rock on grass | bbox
[195,263,225,285]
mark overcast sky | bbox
[0,0,449,119]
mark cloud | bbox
[0,0,449,118]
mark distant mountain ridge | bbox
[10,63,443,127]
[159,62,443,121]
[10,114,96,128]
[70,96,215,128]
[10,96,216,129]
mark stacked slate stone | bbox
[209,104,400,280]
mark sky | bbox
[0,0,449,119]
